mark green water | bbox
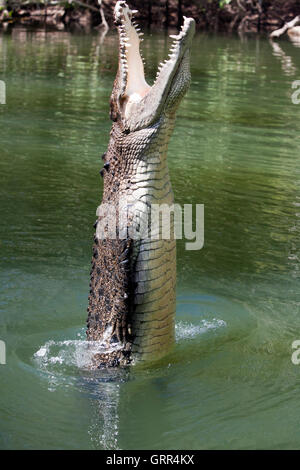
[1,26,300,450]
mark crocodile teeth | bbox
[116,2,193,93]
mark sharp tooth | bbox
[169,34,179,39]
[132,9,138,14]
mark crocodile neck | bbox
[103,116,175,197]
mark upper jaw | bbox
[113,1,195,132]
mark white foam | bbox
[33,326,126,371]
[34,339,113,370]
[175,319,226,341]
[35,346,47,357]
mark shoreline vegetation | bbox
[0,0,300,37]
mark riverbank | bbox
[0,0,300,34]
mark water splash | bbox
[34,339,101,370]
[33,319,226,372]
[175,318,226,341]
[34,334,124,372]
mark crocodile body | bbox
[86,2,195,368]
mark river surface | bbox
[0,26,300,449]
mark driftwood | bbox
[270,15,300,38]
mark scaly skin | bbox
[86,2,195,368]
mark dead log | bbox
[270,15,300,38]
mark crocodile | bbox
[86,1,195,368]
